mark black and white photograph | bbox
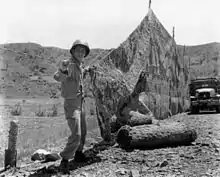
[0,0,220,176]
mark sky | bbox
[1,0,220,49]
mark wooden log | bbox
[116,121,197,149]
[121,109,153,126]
[4,120,18,170]
[116,91,154,129]
[115,71,154,127]
[111,110,153,133]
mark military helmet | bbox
[70,40,90,57]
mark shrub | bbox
[47,104,58,117]
[50,90,58,99]
[10,102,22,116]
[35,105,46,117]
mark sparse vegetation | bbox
[0,98,99,168]
[35,104,46,117]
[1,42,110,98]
[10,102,22,116]
[1,29,220,177]
[46,103,58,117]
[50,89,59,98]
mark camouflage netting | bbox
[84,9,190,141]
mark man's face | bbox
[72,45,87,62]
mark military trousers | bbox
[60,96,87,160]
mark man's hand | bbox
[59,60,69,72]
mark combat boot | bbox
[74,151,88,163]
[59,159,70,174]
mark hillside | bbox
[0,43,110,98]
[0,41,220,98]
[1,7,220,177]
[177,42,220,79]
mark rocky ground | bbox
[1,112,220,177]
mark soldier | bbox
[53,40,90,172]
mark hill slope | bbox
[1,42,220,98]
[178,42,220,79]
[0,43,109,98]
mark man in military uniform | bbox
[53,40,90,172]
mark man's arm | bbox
[53,69,68,82]
[67,63,76,81]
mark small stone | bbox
[160,160,168,167]
[141,159,146,163]
[179,154,184,157]
[116,168,127,175]
[154,162,160,167]
[192,142,200,146]
[111,159,117,163]
[201,143,210,147]
[211,142,218,148]
[129,169,140,177]
[120,160,128,164]
[215,148,219,153]
[185,155,194,159]
[75,172,90,177]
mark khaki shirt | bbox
[53,59,83,99]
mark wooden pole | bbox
[149,0,152,9]
[183,45,186,57]
[189,56,191,73]
[4,120,18,170]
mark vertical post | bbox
[183,45,186,57]
[217,51,220,77]
[182,45,186,111]
[172,26,175,40]
[149,0,152,9]
[4,120,18,170]
[183,45,186,73]
[188,56,191,73]
[169,78,172,114]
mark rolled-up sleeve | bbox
[53,70,68,82]
[67,63,76,81]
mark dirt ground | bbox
[1,112,220,177]
[0,96,100,168]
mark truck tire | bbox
[191,106,199,114]
[216,106,220,113]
